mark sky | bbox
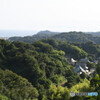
[0,0,100,32]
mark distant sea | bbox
[0,30,38,38]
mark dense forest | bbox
[0,36,100,99]
[8,31,100,44]
[8,30,60,43]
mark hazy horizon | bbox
[0,29,100,38]
[0,30,39,37]
[0,0,100,32]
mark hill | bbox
[52,31,100,44]
[0,39,83,99]
[0,39,100,100]
[52,31,91,43]
[86,32,100,36]
[0,68,39,100]
[8,31,100,44]
[8,30,60,43]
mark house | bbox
[68,57,95,76]
[76,63,88,70]
[75,58,90,75]
[75,65,89,75]
[67,58,77,66]
[80,58,89,63]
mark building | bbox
[67,58,77,66]
[75,58,90,75]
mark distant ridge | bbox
[85,32,100,36]
[36,30,60,35]
[7,31,100,44]
[8,30,61,43]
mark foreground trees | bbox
[0,69,39,100]
[0,39,99,100]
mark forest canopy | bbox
[0,39,99,100]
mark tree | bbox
[96,61,100,76]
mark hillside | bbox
[0,39,100,100]
[8,31,100,44]
[52,32,91,43]
[52,31,100,44]
[86,32,100,36]
[8,30,60,43]
[0,69,39,100]
[0,39,82,99]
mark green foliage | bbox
[90,74,100,89]
[38,78,52,89]
[96,61,100,76]
[0,39,100,99]
[8,30,59,43]
[48,84,70,100]
[70,78,90,92]
[8,31,100,44]
[33,41,53,53]
[65,69,82,88]
[52,32,90,43]
[0,94,8,100]
[50,75,67,85]
[42,39,88,60]
[80,72,86,79]
[73,41,100,59]
[87,62,95,70]
[0,68,39,100]
[89,74,100,100]
[70,96,83,100]
[0,39,81,99]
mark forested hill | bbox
[0,39,83,99]
[52,32,91,43]
[86,32,100,36]
[8,30,60,43]
[52,32,100,43]
[0,39,100,100]
[8,31,100,43]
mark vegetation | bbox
[0,68,39,100]
[8,30,59,43]
[0,38,99,100]
[73,41,100,60]
[8,31,100,44]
